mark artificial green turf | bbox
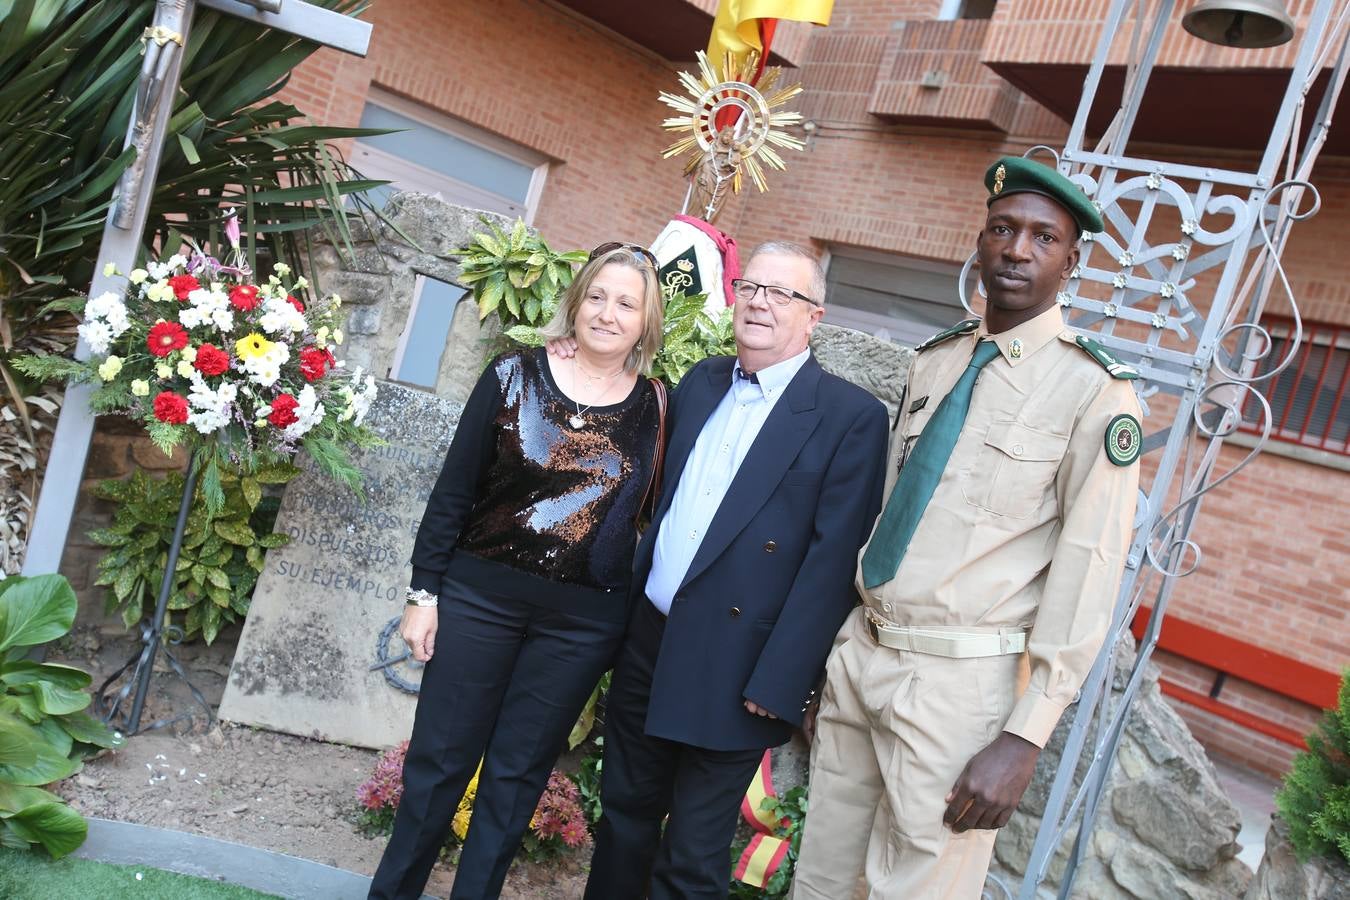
[0,845,282,899]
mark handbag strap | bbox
[638,377,668,526]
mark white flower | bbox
[240,341,289,388]
[84,291,131,339]
[131,379,151,396]
[165,254,187,271]
[295,276,308,290]
[129,268,148,285]
[283,385,324,440]
[97,356,123,381]
[146,261,171,281]
[179,286,233,332]
[273,263,290,277]
[79,320,113,355]
[258,295,306,335]
[185,372,239,435]
[341,371,377,426]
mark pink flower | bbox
[224,210,241,249]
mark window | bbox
[352,89,548,220]
[822,248,968,347]
[388,275,468,389]
[1239,316,1350,455]
[937,0,997,20]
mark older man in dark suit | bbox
[582,241,889,899]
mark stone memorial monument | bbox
[218,381,461,748]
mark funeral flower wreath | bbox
[38,216,381,511]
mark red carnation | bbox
[168,274,200,301]
[229,284,261,312]
[147,321,189,357]
[299,346,332,382]
[285,295,305,313]
[152,391,189,425]
[268,393,299,428]
[194,343,230,377]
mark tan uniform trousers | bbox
[790,607,1025,900]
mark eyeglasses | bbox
[589,241,659,270]
[730,278,819,308]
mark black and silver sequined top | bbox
[410,349,660,618]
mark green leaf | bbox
[0,661,92,691]
[26,681,91,717]
[5,801,87,858]
[256,533,289,550]
[54,711,122,750]
[0,575,76,654]
[241,477,261,511]
[0,734,80,787]
[213,520,254,546]
[176,132,201,165]
[0,783,61,816]
[0,715,39,770]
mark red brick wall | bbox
[278,0,1348,775]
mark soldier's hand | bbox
[800,700,820,744]
[943,731,1040,832]
[400,606,438,662]
[545,337,578,358]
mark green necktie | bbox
[861,340,1002,589]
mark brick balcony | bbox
[867,19,1019,132]
[553,0,810,65]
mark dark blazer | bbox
[636,353,889,750]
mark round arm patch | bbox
[1105,414,1142,466]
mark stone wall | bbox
[1244,815,1350,900]
[988,644,1253,899]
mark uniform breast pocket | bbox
[960,420,1067,519]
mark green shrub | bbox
[0,574,123,857]
[1276,668,1350,864]
[88,465,295,644]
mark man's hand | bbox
[744,700,779,719]
[943,732,1040,832]
[400,606,438,662]
[545,337,578,358]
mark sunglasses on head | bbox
[589,241,659,270]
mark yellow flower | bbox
[234,332,275,361]
[156,363,173,379]
[176,360,195,378]
[129,268,148,285]
[130,379,150,396]
[146,281,174,303]
[333,329,344,345]
[295,276,308,290]
[97,356,123,381]
[181,345,197,363]
[102,262,118,277]
[315,326,329,345]
[273,263,290,277]
[255,418,268,428]
[452,807,472,841]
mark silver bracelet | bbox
[405,588,439,608]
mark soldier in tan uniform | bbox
[790,157,1142,899]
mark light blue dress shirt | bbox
[644,348,811,614]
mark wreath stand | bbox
[95,450,215,735]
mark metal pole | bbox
[125,451,200,734]
[22,0,198,576]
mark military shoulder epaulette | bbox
[1074,335,1140,379]
[915,319,980,352]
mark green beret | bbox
[984,156,1104,234]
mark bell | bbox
[1182,0,1295,49]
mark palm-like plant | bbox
[0,0,388,568]
[0,0,385,401]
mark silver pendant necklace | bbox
[569,357,624,429]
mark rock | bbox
[75,774,99,789]
[987,641,1251,898]
[1245,814,1350,900]
[810,324,912,418]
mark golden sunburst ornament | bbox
[659,51,804,220]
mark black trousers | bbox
[368,581,624,900]
[584,600,764,900]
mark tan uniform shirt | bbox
[857,304,1141,748]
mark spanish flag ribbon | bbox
[734,832,791,888]
[735,749,790,888]
[706,0,834,79]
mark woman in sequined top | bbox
[368,244,665,900]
